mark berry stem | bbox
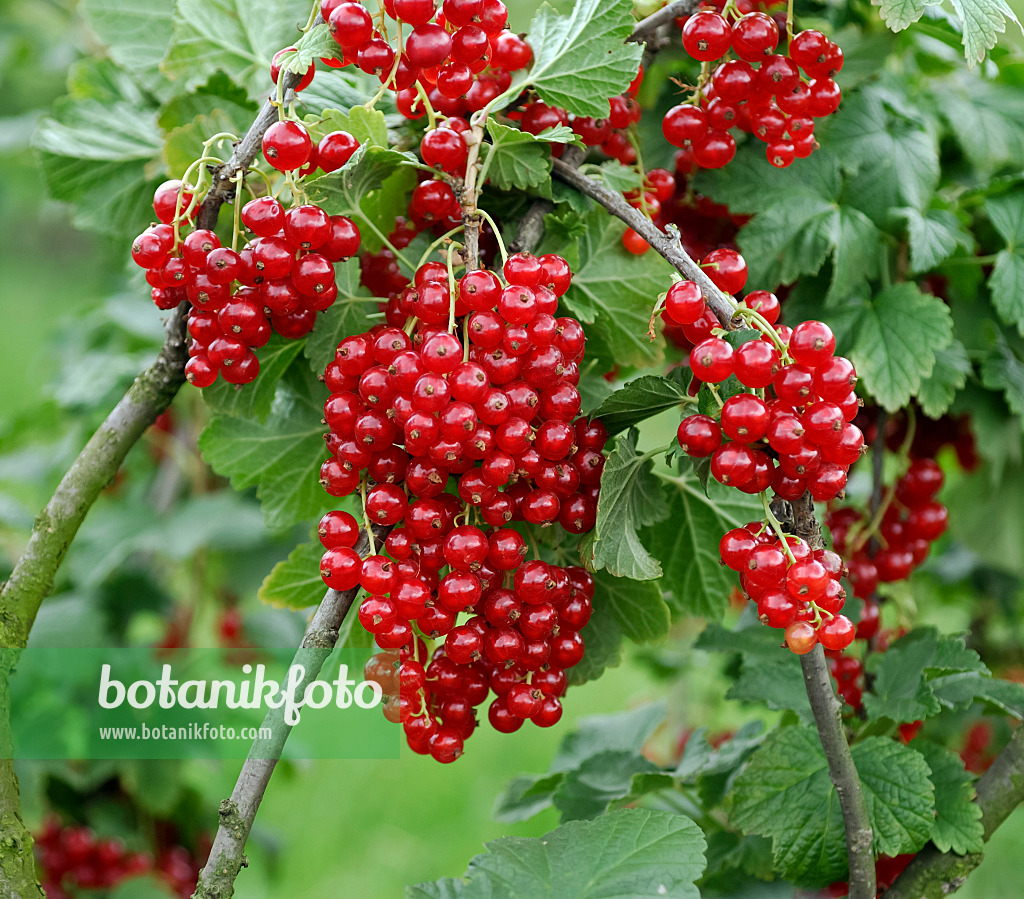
[202,131,241,154]
[786,0,795,43]
[360,480,378,556]
[761,491,798,565]
[733,305,790,358]
[364,22,404,109]
[231,172,244,252]
[416,225,466,272]
[299,0,319,32]
[446,244,459,335]
[477,208,509,266]
[413,80,438,131]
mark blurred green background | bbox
[2,0,1024,896]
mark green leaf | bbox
[199,367,331,529]
[479,122,576,193]
[727,657,814,723]
[731,729,934,886]
[161,0,312,101]
[848,282,954,411]
[258,541,372,646]
[498,0,645,119]
[493,773,566,823]
[980,333,1024,423]
[698,148,882,296]
[856,738,937,857]
[986,193,1024,334]
[592,569,670,644]
[559,210,671,370]
[552,750,663,821]
[157,71,258,133]
[827,89,940,225]
[876,0,928,31]
[258,538,323,610]
[949,0,1023,65]
[303,105,389,147]
[929,633,989,676]
[276,24,337,75]
[675,721,765,782]
[930,671,1024,718]
[941,79,1024,173]
[553,701,667,772]
[162,107,251,176]
[407,809,705,899]
[914,740,984,855]
[202,335,305,422]
[898,207,975,274]
[864,629,944,723]
[303,258,381,373]
[643,474,761,620]
[599,161,645,194]
[81,0,175,95]
[587,429,669,581]
[309,144,419,214]
[593,368,692,437]
[33,97,163,238]
[567,601,624,686]
[917,339,971,419]
[696,622,786,659]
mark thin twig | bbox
[628,0,695,44]
[550,156,737,325]
[193,523,390,899]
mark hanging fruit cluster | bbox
[323,0,532,119]
[659,240,866,655]
[663,7,843,170]
[130,112,364,388]
[317,251,604,761]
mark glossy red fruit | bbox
[262,120,312,171]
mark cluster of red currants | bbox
[356,557,594,763]
[673,300,865,503]
[34,818,201,899]
[315,251,604,760]
[130,124,363,388]
[322,0,533,119]
[663,9,843,170]
[719,523,856,653]
[827,457,947,612]
[34,819,151,898]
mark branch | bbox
[628,0,696,47]
[550,156,737,325]
[193,522,390,899]
[883,726,1024,898]
[782,491,877,899]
